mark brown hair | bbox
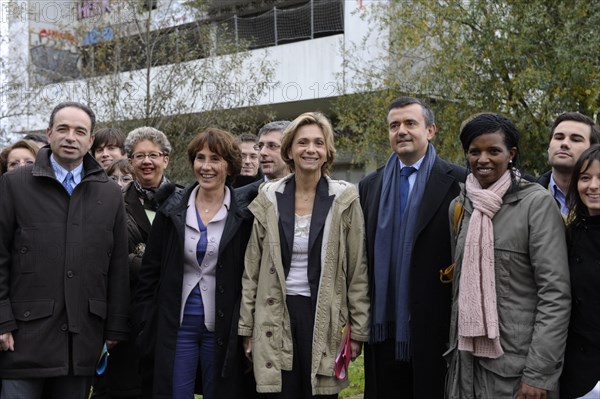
[187,128,242,184]
[106,158,135,177]
[566,144,600,222]
[0,140,39,174]
[91,128,126,155]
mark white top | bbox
[285,213,311,297]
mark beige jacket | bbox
[238,175,370,395]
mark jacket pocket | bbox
[478,353,526,397]
[12,299,54,321]
[89,298,107,320]
[479,352,526,377]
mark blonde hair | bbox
[280,112,336,175]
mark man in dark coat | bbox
[359,97,465,398]
[536,112,600,216]
[233,133,264,188]
[235,120,291,205]
[0,102,130,398]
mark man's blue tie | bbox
[62,172,75,196]
[399,166,417,217]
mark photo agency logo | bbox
[0,1,135,24]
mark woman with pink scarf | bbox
[445,113,571,399]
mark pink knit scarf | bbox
[458,170,512,359]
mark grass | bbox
[193,354,365,399]
[339,354,365,398]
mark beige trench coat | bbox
[238,175,370,395]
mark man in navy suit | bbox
[359,97,465,399]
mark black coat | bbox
[133,183,255,399]
[359,156,465,399]
[560,215,600,398]
[0,149,130,378]
[536,170,552,188]
[100,185,153,396]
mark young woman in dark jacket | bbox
[133,128,255,399]
[561,145,600,399]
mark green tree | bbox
[335,0,600,173]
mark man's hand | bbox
[106,340,118,349]
[0,332,14,351]
[517,383,547,399]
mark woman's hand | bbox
[349,339,362,361]
[517,383,547,399]
[243,336,253,361]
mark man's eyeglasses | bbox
[131,152,164,162]
[253,143,281,151]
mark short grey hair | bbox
[124,126,172,156]
[258,120,291,138]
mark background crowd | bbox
[0,97,599,399]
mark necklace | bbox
[199,202,218,214]
[196,193,223,214]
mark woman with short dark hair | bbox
[445,113,571,399]
[134,128,255,399]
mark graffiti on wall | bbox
[78,0,112,20]
[29,25,80,85]
[83,26,114,46]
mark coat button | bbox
[576,256,582,263]
[107,250,112,257]
[23,311,31,318]
[266,331,272,338]
[218,285,224,294]
[217,262,223,269]
[20,247,28,254]
[265,362,272,368]
[269,267,276,274]
[216,338,223,346]
[217,310,224,318]
[67,270,74,278]
[60,324,68,332]
[267,298,275,305]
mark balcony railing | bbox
[217,0,344,49]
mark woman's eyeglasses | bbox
[131,152,164,162]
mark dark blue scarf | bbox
[372,143,436,360]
